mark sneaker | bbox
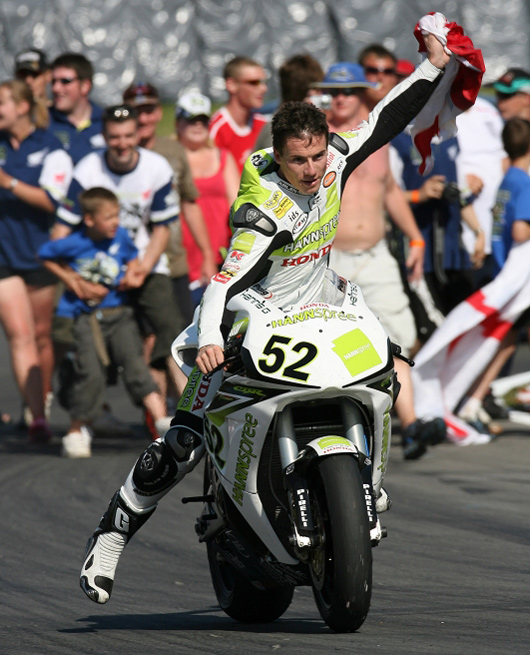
[402,420,427,460]
[419,417,447,445]
[28,417,52,444]
[80,530,127,604]
[482,391,509,420]
[21,391,54,428]
[457,407,492,436]
[455,432,493,446]
[62,426,92,458]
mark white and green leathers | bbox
[197,58,444,350]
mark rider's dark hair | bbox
[272,101,329,154]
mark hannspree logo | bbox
[317,436,355,452]
[332,329,382,377]
[232,413,258,506]
[270,307,356,328]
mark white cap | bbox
[175,93,212,119]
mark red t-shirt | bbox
[209,107,268,172]
[181,149,232,283]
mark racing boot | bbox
[80,491,155,604]
[80,426,204,603]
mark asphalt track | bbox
[0,336,528,655]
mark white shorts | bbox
[330,239,417,356]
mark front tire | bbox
[309,455,372,632]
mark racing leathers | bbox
[80,57,444,604]
[197,58,444,351]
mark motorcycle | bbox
[173,279,404,633]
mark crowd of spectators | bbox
[1,42,528,459]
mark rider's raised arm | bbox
[336,57,446,188]
[197,201,291,351]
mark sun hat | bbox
[15,48,48,73]
[175,92,212,119]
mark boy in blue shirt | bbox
[491,118,530,274]
[39,187,170,457]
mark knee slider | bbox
[165,426,203,463]
[132,439,180,497]
[99,490,155,540]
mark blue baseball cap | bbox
[315,62,378,89]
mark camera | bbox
[442,181,461,204]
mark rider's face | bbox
[274,134,328,195]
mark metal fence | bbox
[0,0,528,105]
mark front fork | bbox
[277,402,377,557]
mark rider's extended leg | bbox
[80,367,220,604]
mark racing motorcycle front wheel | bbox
[308,454,372,633]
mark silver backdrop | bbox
[0,0,528,106]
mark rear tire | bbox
[204,458,294,623]
[207,540,294,623]
[309,455,372,632]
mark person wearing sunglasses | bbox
[493,68,530,121]
[359,44,399,111]
[14,48,52,107]
[175,93,240,304]
[49,52,105,164]
[209,55,269,172]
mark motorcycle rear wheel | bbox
[309,454,372,633]
[204,459,294,623]
[207,540,294,623]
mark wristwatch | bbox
[9,177,18,190]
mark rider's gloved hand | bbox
[196,344,225,375]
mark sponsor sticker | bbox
[228,249,246,261]
[232,413,259,505]
[263,190,282,210]
[281,244,332,267]
[273,196,293,218]
[232,232,256,255]
[292,213,310,235]
[323,171,336,187]
[332,328,382,376]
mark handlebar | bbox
[391,342,415,367]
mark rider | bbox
[80,33,450,604]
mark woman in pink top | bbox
[176,93,240,303]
